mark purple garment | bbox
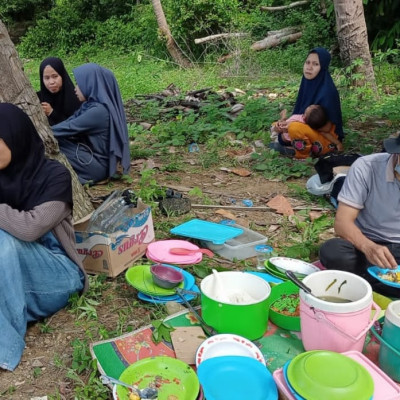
[73,63,130,176]
[292,47,344,140]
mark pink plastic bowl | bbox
[150,264,184,288]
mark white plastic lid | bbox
[385,300,400,328]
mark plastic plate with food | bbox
[367,266,400,288]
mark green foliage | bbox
[0,0,49,23]
[70,338,94,373]
[364,0,400,51]
[38,319,55,334]
[251,150,313,181]
[67,342,109,399]
[137,169,166,204]
[67,274,109,321]
[163,0,240,58]
[233,96,275,139]
[18,1,159,57]
[282,212,334,260]
[151,320,174,344]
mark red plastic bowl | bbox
[150,264,184,288]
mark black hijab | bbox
[0,103,73,211]
[37,57,81,125]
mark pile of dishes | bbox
[195,334,278,400]
[125,264,199,304]
[265,257,320,280]
[282,350,374,400]
[113,356,201,400]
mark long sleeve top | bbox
[52,102,110,163]
[0,201,88,292]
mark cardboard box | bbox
[74,201,154,277]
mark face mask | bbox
[395,164,400,175]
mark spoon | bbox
[285,270,314,296]
[175,288,218,337]
[169,247,214,258]
[100,374,158,399]
[211,269,229,303]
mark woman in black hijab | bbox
[37,57,81,126]
[0,103,87,371]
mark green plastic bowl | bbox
[267,280,300,331]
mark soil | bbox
[0,142,332,399]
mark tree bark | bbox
[0,20,94,220]
[150,0,192,68]
[332,0,377,89]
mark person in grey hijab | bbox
[52,63,130,184]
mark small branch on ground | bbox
[194,33,249,44]
[251,31,302,51]
[260,0,310,11]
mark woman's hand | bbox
[41,102,53,116]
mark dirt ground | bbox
[0,143,332,399]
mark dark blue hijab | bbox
[73,63,130,176]
[293,47,344,140]
[0,103,72,211]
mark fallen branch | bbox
[191,204,332,212]
[260,0,309,11]
[217,51,241,63]
[251,32,302,51]
[266,26,302,36]
[194,32,249,44]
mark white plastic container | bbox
[201,225,267,261]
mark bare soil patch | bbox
[0,144,330,399]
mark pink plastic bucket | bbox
[300,270,381,353]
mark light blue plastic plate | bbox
[368,266,400,288]
[170,219,243,245]
[197,356,278,400]
[138,284,200,304]
[245,271,283,284]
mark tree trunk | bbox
[332,0,377,89]
[150,0,192,68]
[0,20,94,220]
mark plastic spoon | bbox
[100,374,158,399]
[212,268,229,303]
[169,247,214,258]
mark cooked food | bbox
[271,293,300,317]
[378,271,400,282]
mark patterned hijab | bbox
[293,47,344,140]
[0,103,72,211]
[37,57,81,125]
[73,63,130,176]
